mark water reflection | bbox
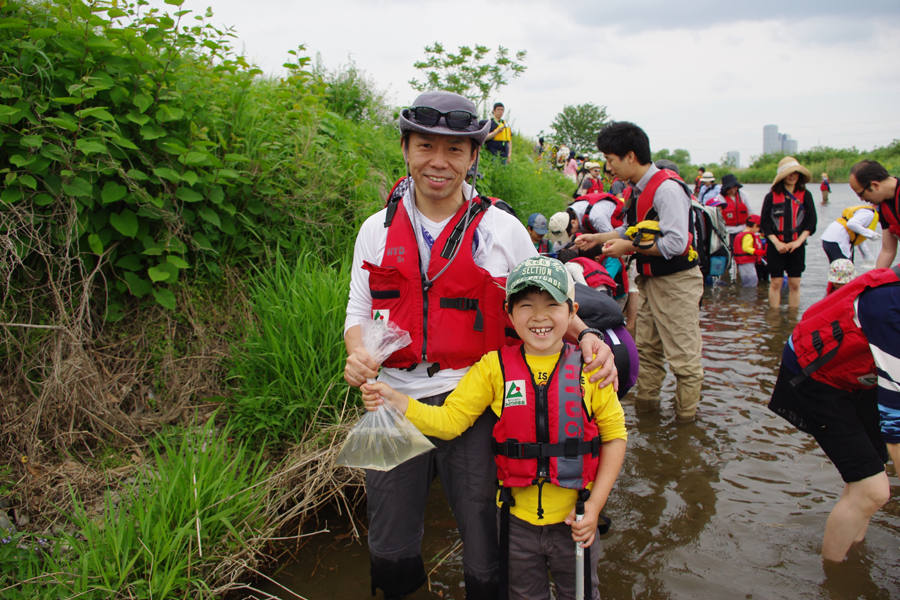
[255,184,900,600]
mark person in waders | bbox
[576,121,705,423]
[342,91,615,600]
[760,156,817,309]
[768,266,900,562]
[848,160,900,269]
[362,257,627,600]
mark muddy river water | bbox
[258,183,900,600]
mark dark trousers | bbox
[366,391,499,599]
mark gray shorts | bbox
[503,511,601,600]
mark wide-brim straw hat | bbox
[700,171,715,182]
[773,156,811,186]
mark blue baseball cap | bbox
[528,213,549,235]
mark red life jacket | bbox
[733,231,761,265]
[574,193,626,233]
[568,256,616,291]
[583,177,604,195]
[630,169,698,277]
[769,189,807,242]
[878,178,900,237]
[790,265,900,391]
[364,185,512,371]
[720,193,749,228]
[492,343,601,497]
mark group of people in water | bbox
[341,90,900,600]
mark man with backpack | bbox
[576,121,704,423]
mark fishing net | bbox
[336,320,435,471]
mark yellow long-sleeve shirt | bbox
[741,231,762,256]
[404,348,626,525]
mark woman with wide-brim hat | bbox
[760,156,818,308]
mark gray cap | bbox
[399,91,491,145]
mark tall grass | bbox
[0,420,269,599]
[229,251,351,444]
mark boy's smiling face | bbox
[509,289,577,356]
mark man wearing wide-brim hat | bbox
[760,156,818,308]
[341,90,615,600]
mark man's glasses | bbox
[855,184,870,199]
[408,106,477,130]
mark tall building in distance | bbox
[725,151,740,168]
[763,124,798,155]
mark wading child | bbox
[733,215,765,287]
[363,256,627,600]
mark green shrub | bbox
[229,250,351,444]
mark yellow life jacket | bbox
[625,220,699,262]
[493,119,511,142]
[837,205,879,245]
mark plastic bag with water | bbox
[336,320,435,471]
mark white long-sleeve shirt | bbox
[821,208,877,261]
[344,181,537,399]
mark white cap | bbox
[547,212,571,245]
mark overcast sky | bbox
[162,0,900,166]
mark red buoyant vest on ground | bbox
[791,265,900,391]
[492,342,601,492]
[364,187,512,371]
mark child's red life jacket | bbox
[790,265,900,391]
[574,192,626,233]
[364,178,513,371]
[733,231,762,265]
[769,189,807,242]
[568,256,616,292]
[630,169,698,277]
[720,193,749,228]
[492,343,600,503]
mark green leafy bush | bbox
[0,0,403,320]
[229,251,351,444]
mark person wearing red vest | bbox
[849,160,900,269]
[575,121,704,423]
[342,91,614,600]
[760,156,818,309]
[712,174,751,243]
[362,257,626,600]
[733,215,765,287]
[768,266,900,562]
[575,162,605,197]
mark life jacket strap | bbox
[492,437,601,459]
[440,198,490,259]
[790,321,843,387]
[439,297,483,332]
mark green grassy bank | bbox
[0,1,572,596]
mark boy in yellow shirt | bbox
[363,256,627,600]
